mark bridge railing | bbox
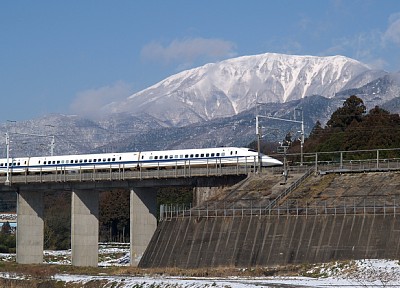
[0,156,281,185]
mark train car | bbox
[138,147,282,168]
[26,152,141,173]
[0,157,30,174]
[0,147,282,175]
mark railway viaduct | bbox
[0,166,250,267]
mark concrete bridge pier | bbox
[71,189,99,267]
[16,190,44,264]
[130,187,157,266]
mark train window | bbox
[75,160,78,163]
[230,151,233,155]
[165,155,168,159]
[185,154,188,158]
[195,154,199,157]
[190,154,194,158]
[235,151,238,154]
[119,157,122,160]
[43,161,46,165]
[17,163,20,166]
[103,158,106,162]
[180,155,183,158]
[78,160,82,163]
[112,158,115,161]
[88,159,92,163]
[211,153,215,157]
[201,154,204,157]
[170,155,173,159]
[155,156,158,160]
[149,156,153,160]
[221,153,225,156]
[174,155,178,158]
[84,160,87,163]
[57,161,60,164]
[53,161,56,164]
[216,153,220,157]
[206,153,209,157]
[61,160,64,164]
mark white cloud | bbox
[70,81,132,118]
[383,13,400,46]
[140,37,237,67]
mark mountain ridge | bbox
[104,52,384,126]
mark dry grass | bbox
[0,261,314,280]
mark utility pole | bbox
[264,110,305,166]
[5,132,10,186]
[294,108,305,166]
[5,120,16,185]
[50,135,55,156]
[256,115,269,172]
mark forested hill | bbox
[288,95,400,155]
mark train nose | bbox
[262,155,283,167]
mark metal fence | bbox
[292,148,400,173]
[160,200,400,220]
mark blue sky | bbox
[0,0,399,123]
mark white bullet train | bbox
[0,146,282,175]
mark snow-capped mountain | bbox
[104,53,385,126]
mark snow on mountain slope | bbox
[104,53,381,126]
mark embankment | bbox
[139,214,400,268]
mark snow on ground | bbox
[1,246,400,287]
[50,266,400,288]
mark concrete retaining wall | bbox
[139,214,400,268]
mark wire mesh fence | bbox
[160,200,400,221]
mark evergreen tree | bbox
[309,120,323,137]
[303,96,400,154]
[326,95,366,130]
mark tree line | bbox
[287,95,400,158]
